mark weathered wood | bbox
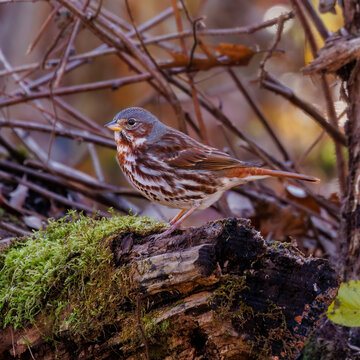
[302,36,360,75]
[0,218,339,360]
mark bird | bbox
[105,107,319,237]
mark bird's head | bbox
[105,107,166,147]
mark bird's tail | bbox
[226,167,320,183]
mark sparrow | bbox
[105,107,319,237]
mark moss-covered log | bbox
[0,215,339,359]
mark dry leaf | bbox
[161,43,254,70]
[9,184,28,209]
[285,185,321,213]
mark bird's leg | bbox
[169,209,186,226]
[161,206,198,237]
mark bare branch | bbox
[0,119,115,148]
[228,68,291,162]
[262,73,346,146]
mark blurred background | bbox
[0,0,344,256]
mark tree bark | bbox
[340,0,360,282]
[300,2,360,358]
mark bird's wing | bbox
[148,130,258,171]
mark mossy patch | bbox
[111,309,172,358]
[209,275,294,359]
[0,210,165,341]
[208,276,252,323]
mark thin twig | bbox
[0,159,138,195]
[0,221,32,236]
[302,0,330,40]
[26,3,62,55]
[124,0,187,133]
[262,73,346,146]
[172,0,187,54]
[53,18,82,88]
[259,13,286,81]
[0,14,293,79]
[138,11,295,46]
[0,119,115,148]
[93,0,103,19]
[40,20,72,69]
[291,0,318,56]
[297,130,325,166]
[228,68,291,162]
[133,5,175,35]
[0,170,110,217]
[175,0,207,142]
[292,0,346,195]
[320,75,347,195]
[0,72,153,107]
[88,143,105,181]
[190,81,208,143]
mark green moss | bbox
[113,311,172,358]
[0,210,165,340]
[208,276,251,322]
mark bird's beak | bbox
[104,119,122,131]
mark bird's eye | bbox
[127,118,136,126]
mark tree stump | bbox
[0,218,339,360]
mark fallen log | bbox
[0,217,339,360]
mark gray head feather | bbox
[115,107,167,143]
[115,107,157,124]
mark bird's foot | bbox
[159,225,177,238]
[147,224,180,242]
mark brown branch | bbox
[228,68,291,162]
[0,134,26,163]
[87,143,104,181]
[0,12,293,79]
[302,0,330,40]
[297,130,325,166]
[170,76,288,169]
[53,18,82,88]
[40,20,72,70]
[291,0,318,56]
[0,161,142,216]
[133,5,175,35]
[0,119,115,148]
[53,98,107,133]
[0,221,31,236]
[172,0,187,54]
[259,13,286,81]
[262,73,346,146]
[292,0,347,196]
[0,72,152,107]
[93,0,103,20]
[0,170,111,217]
[124,0,187,133]
[320,75,347,195]
[54,0,184,134]
[190,80,208,143]
[139,11,295,46]
[0,159,138,196]
[234,186,338,225]
[26,3,62,55]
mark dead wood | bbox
[302,35,360,75]
[0,218,339,360]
